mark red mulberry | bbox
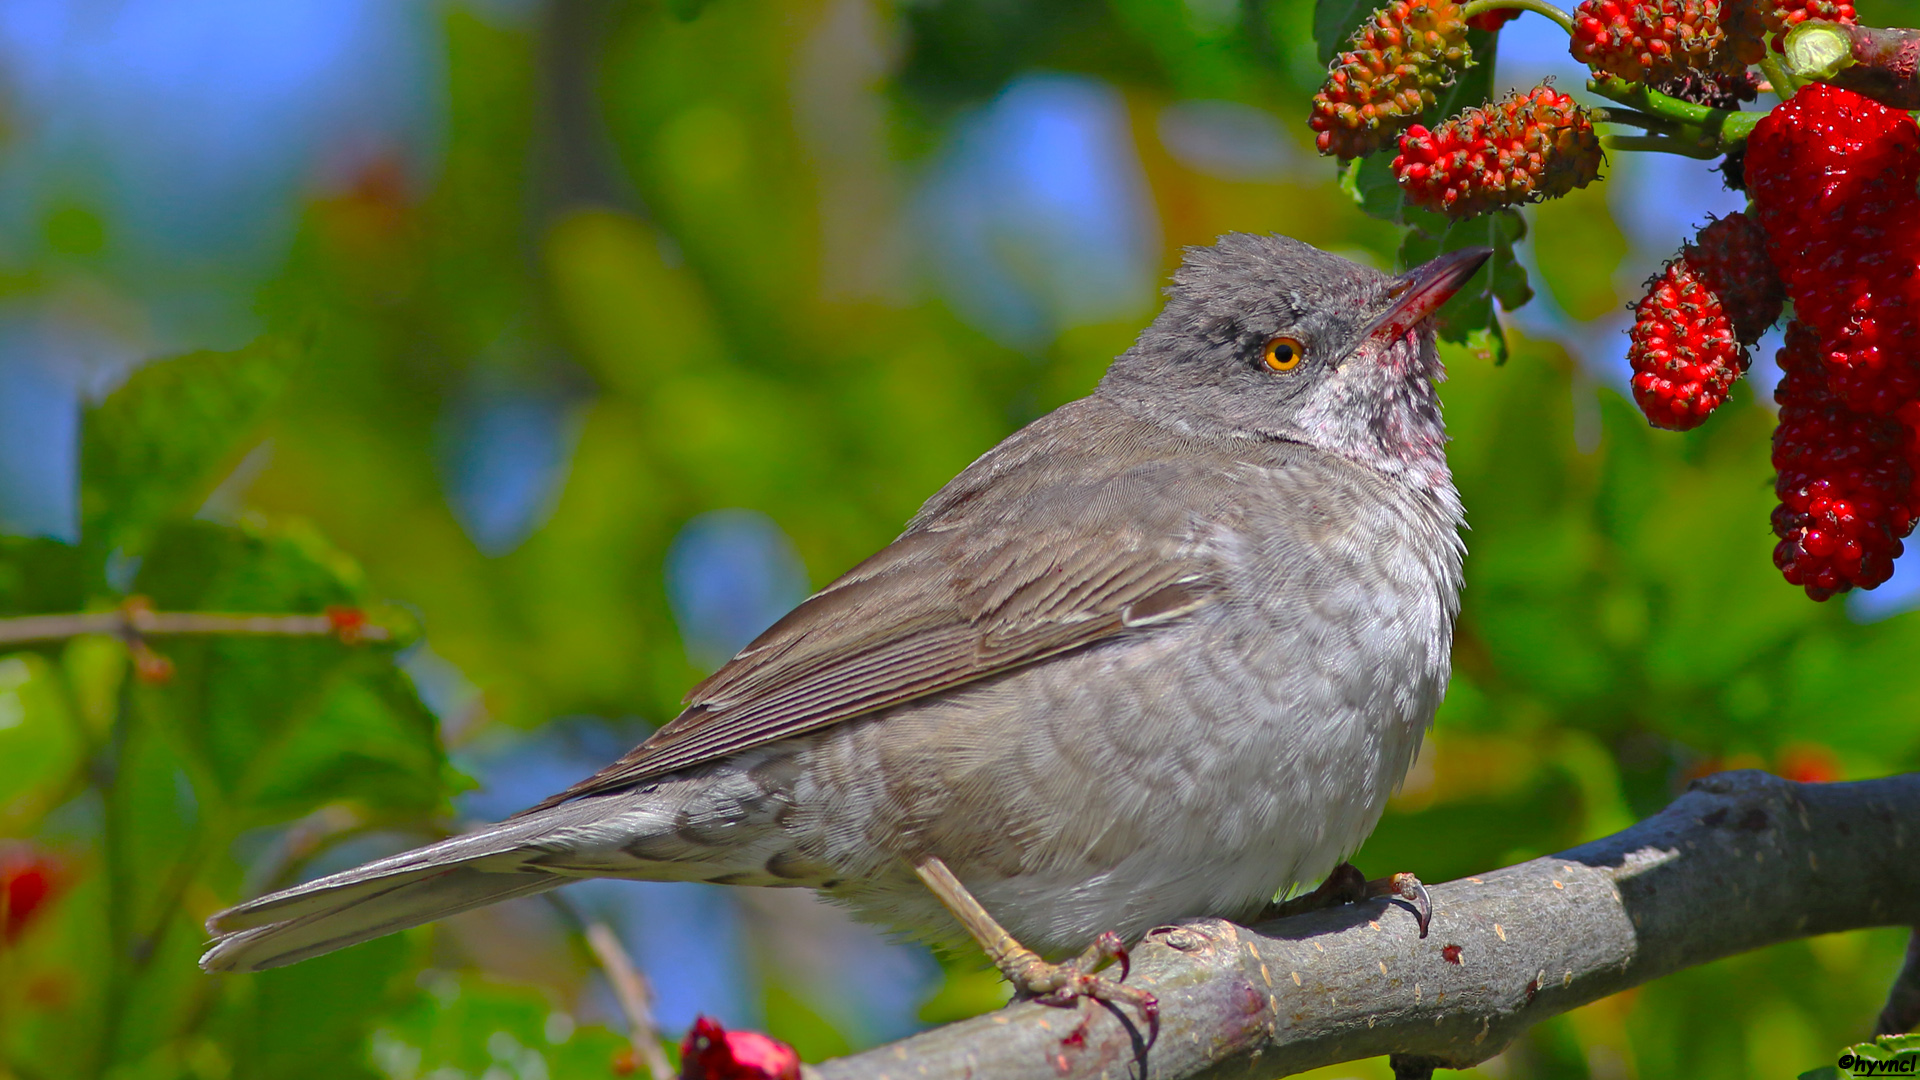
[1746,83,1920,416]
[1679,213,1783,344]
[1629,259,1747,430]
[1310,0,1473,159]
[1771,322,1915,599]
[1392,85,1603,216]
[1569,0,1727,83]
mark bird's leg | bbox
[911,856,1160,1044]
[1262,862,1432,937]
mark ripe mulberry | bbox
[1569,0,1726,83]
[1746,83,1920,416]
[1771,322,1915,599]
[1679,213,1783,344]
[1310,0,1473,159]
[1629,260,1746,430]
[1392,85,1603,216]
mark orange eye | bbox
[1263,336,1305,372]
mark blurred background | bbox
[0,1,1917,1077]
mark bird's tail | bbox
[201,796,631,973]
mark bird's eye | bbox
[1262,336,1305,372]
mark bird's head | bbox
[1099,232,1490,487]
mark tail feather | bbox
[200,866,561,972]
[199,798,632,974]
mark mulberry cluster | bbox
[1746,84,1920,597]
[1628,261,1746,430]
[1680,213,1784,343]
[1310,0,1472,159]
[1746,84,1920,415]
[1569,0,1726,83]
[680,1016,802,1080]
[1771,324,1914,598]
[1625,211,1780,431]
[1392,86,1603,216]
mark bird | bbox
[200,233,1488,1034]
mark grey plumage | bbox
[201,232,1476,974]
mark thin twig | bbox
[585,920,675,1080]
[0,608,388,646]
[1879,929,1920,1037]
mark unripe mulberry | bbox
[1629,260,1746,430]
[1392,85,1602,216]
[1771,322,1914,599]
[1679,213,1783,343]
[1569,0,1726,83]
[1310,0,1473,159]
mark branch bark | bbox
[808,770,1920,1080]
[0,606,388,646]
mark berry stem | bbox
[1461,0,1574,34]
[1602,133,1721,158]
[1591,106,1690,135]
[1587,75,1765,151]
[1760,54,1801,98]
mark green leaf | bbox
[0,536,87,614]
[1401,209,1529,361]
[0,651,86,828]
[1313,0,1380,63]
[128,518,448,826]
[1341,154,1409,222]
[370,971,631,1080]
[80,335,299,558]
[223,933,415,1080]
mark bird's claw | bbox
[1263,863,1433,937]
[1014,931,1160,1048]
[1373,872,1431,938]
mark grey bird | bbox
[200,233,1488,1030]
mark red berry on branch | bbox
[679,1017,800,1080]
[326,605,369,645]
[1746,83,1920,417]
[1629,259,1747,430]
[1679,212,1783,344]
[1770,322,1914,599]
[1569,0,1726,83]
[1466,8,1520,31]
[1,846,66,944]
[1310,0,1473,159]
[1392,85,1602,217]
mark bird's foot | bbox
[1005,931,1159,1045]
[1263,862,1431,938]
[913,856,1160,1047]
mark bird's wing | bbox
[523,415,1234,812]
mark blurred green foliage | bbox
[0,1,1915,1079]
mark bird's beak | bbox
[1355,246,1494,350]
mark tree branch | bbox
[807,771,1920,1080]
[0,604,389,646]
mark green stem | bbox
[1591,106,1687,134]
[1602,134,1722,159]
[1587,75,1766,152]
[1760,54,1799,98]
[1461,0,1575,33]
